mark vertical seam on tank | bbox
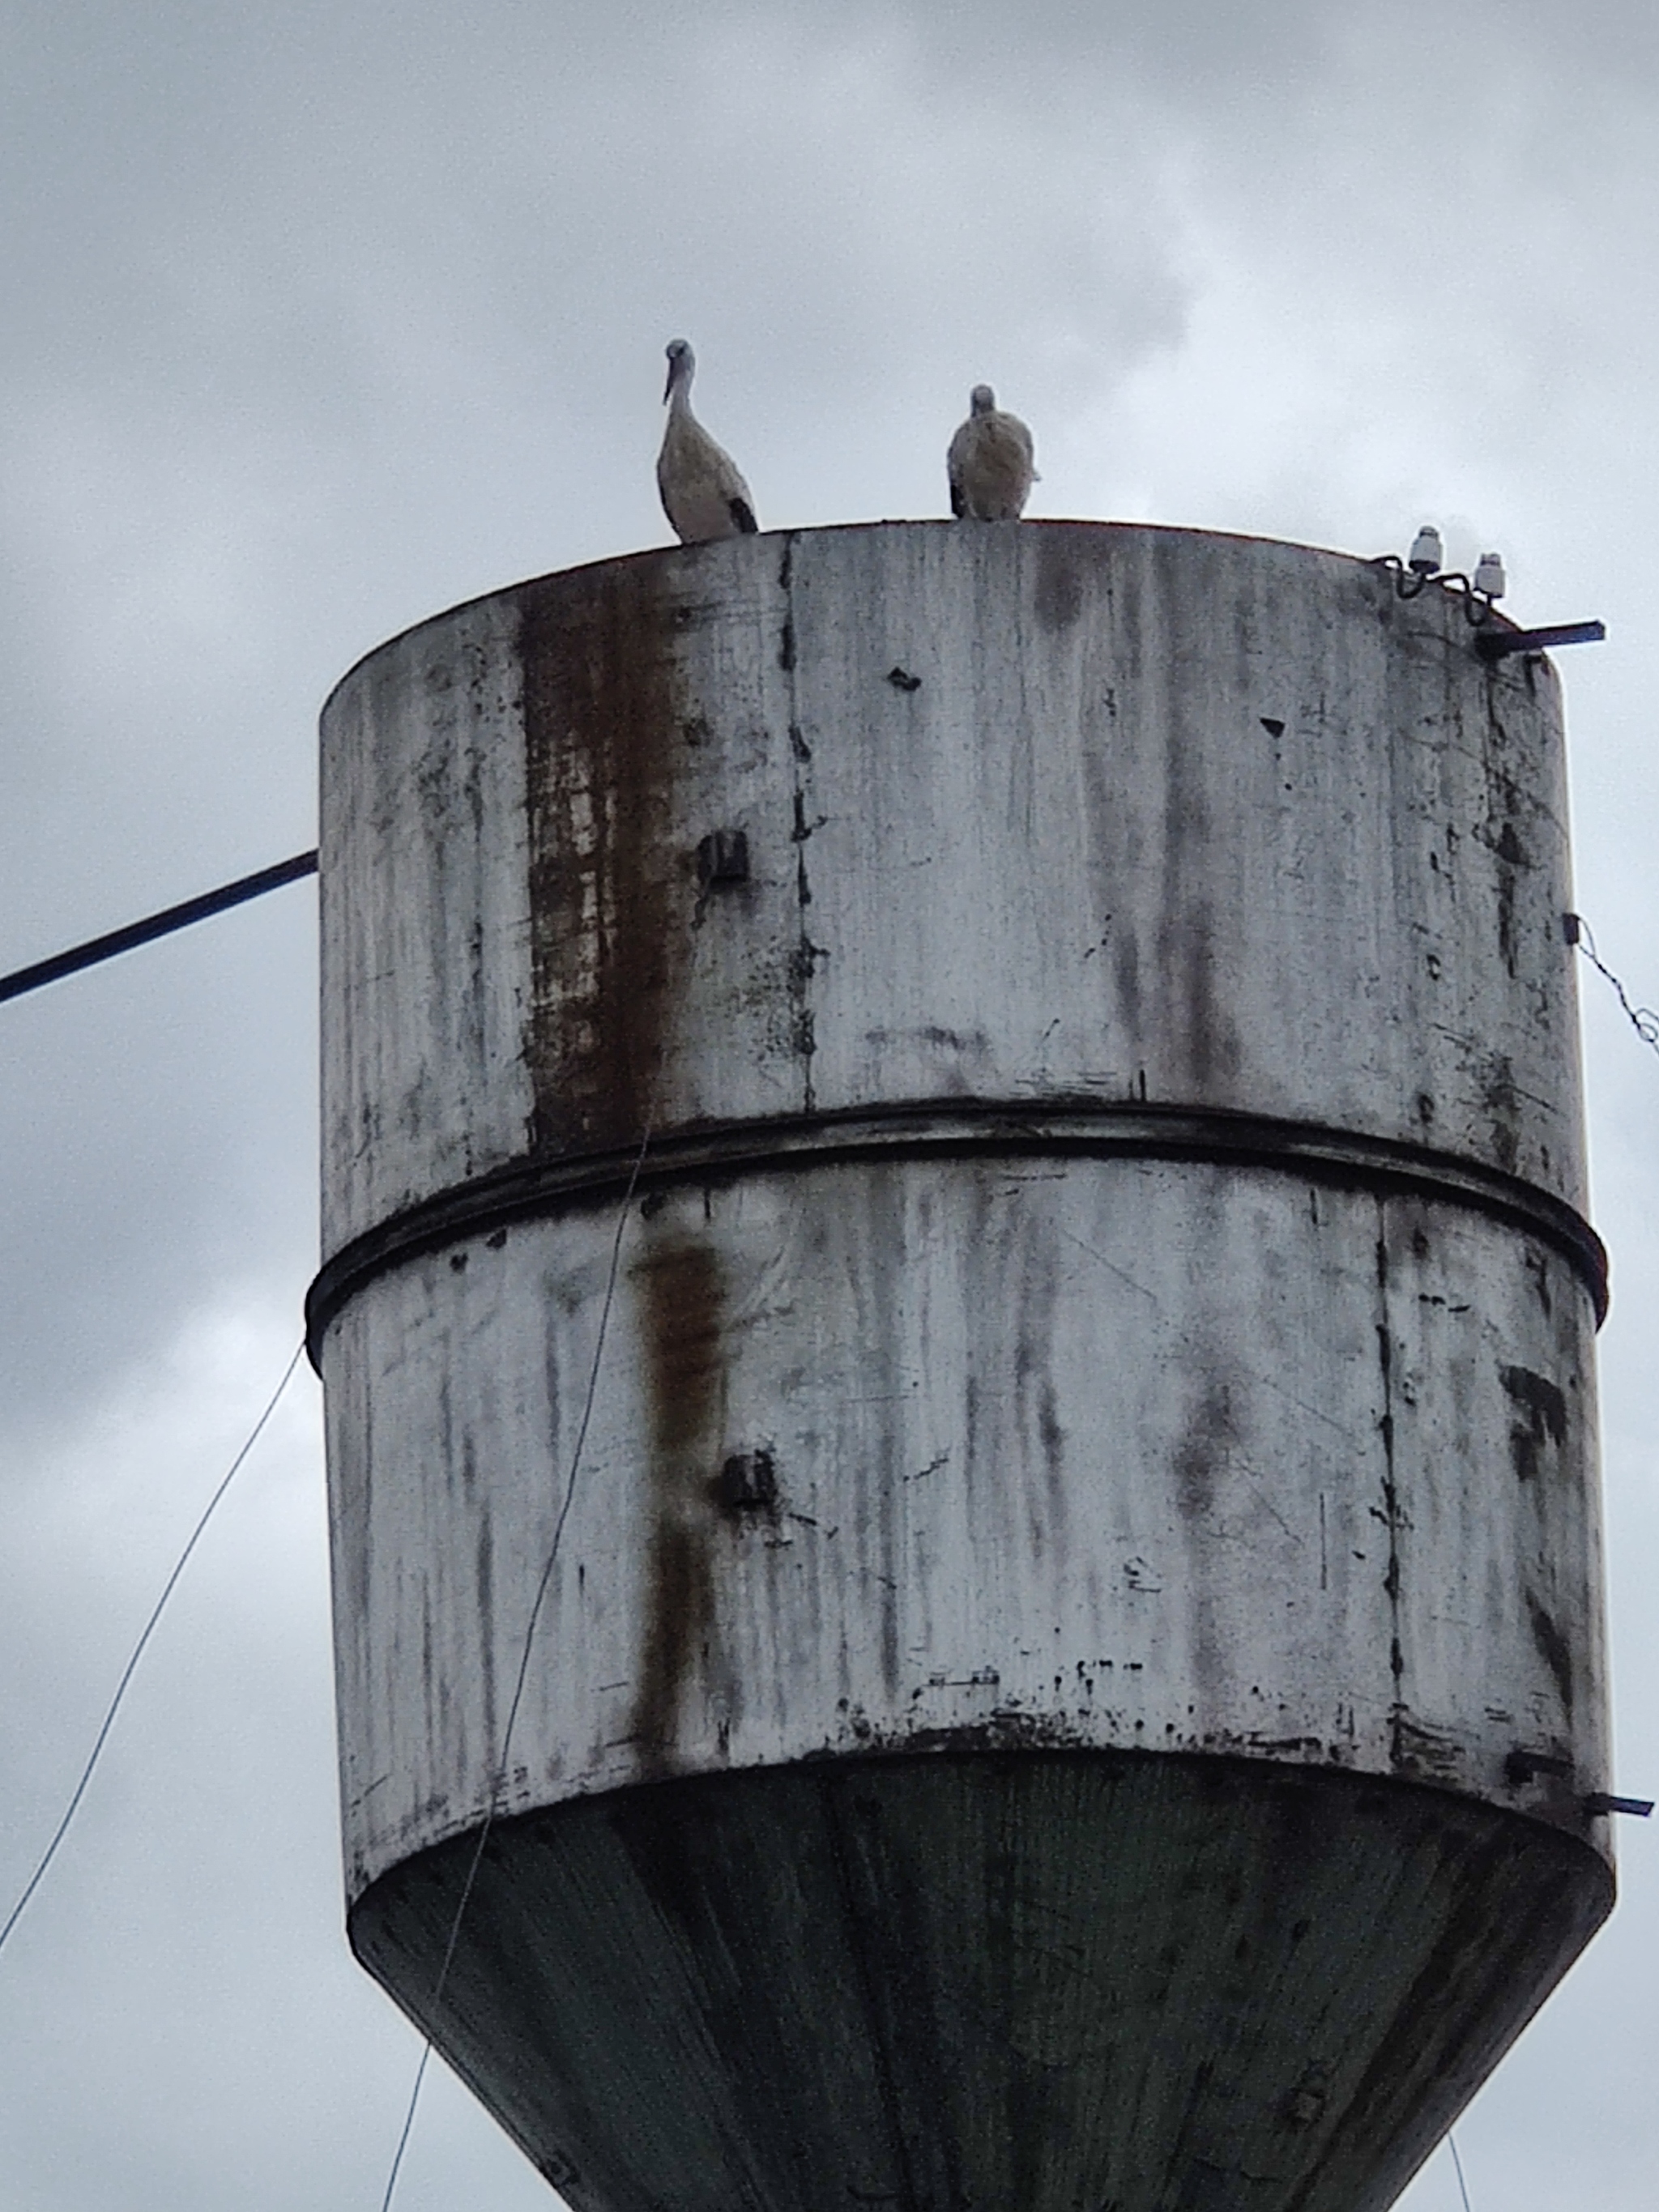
[779,532,819,1116]
[1375,1198,1406,1765]
[818,1774,923,2212]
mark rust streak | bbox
[629,1237,725,1764]
[520,560,690,1156]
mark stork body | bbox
[948,385,1037,521]
[658,340,758,543]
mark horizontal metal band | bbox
[307,1101,1609,1366]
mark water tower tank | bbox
[309,522,1614,2212]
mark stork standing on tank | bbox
[658,339,758,543]
[948,384,1038,521]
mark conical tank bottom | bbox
[349,1750,1608,2212]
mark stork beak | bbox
[663,361,675,403]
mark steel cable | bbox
[377,1124,652,2212]
[0,1338,307,1960]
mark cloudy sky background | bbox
[2,4,1657,2206]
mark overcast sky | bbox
[2,5,1657,2208]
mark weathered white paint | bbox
[326,1157,1604,1901]
[319,523,1589,1262]
[316,522,1613,2210]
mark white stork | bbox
[947,385,1038,521]
[657,340,758,543]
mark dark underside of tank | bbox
[349,1749,1609,2212]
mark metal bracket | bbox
[1477,620,1606,662]
[1507,1749,1572,1784]
[696,828,751,888]
[716,1450,778,1511]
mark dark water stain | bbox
[1158,897,1242,1091]
[1495,860,1519,978]
[1113,925,1143,1036]
[1173,1375,1239,1528]
[1499,1363,1567,1484]
[1525,1589,1575,1715]
[476,1502,497,1757]
[1488,819,1529,978]
[1172,1369,1241,1720]
[519,562,689,1156]
[1151,583,1242,1089]
[1477,700,1536,982]
[629,1238,725,1761]
[1478,1051,1521,1175]
[1033,531,1085,632]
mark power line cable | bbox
[0,1338,308,1961]
[1567,912,1659,1054]
[1448,2131,1473,2212]
[0,850,318,1006]
[377,1126,652,2212]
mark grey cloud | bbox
[2,6,1657,2208]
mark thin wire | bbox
[1569,913,1659,1053]
[0,1337,308,1961]
[1448,2131,1473,2212]
[378,1127,653,2212]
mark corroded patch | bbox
[520,558,693,1155]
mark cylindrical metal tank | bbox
[312,522,1613,2212]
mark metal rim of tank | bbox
[305,1101,1607,1367]
[313,517,1539,722]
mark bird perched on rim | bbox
[947,384,1038,521]
[657,339,758,543]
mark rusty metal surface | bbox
[348,1753,1610,2212]
[319,523,1589,1264]
[316,522,1613,2210]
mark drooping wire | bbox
[377,1126,653,2212]
[0,1337,308,1962]
[1448,2131,1473,2212]
[1566,912,1659,1054]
